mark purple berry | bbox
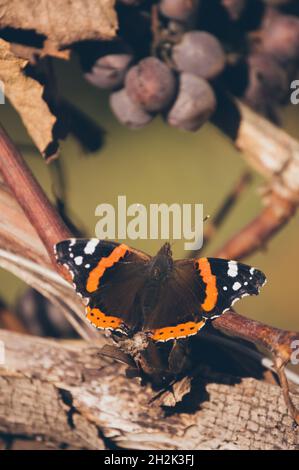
[172,31,226,80]
[125,57,177,112]
[261,12,299,64]
[159,0,200,22]
[167,73,216,131]
[110,88,153,129]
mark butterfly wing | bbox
[194,257,267,319]
[143,260,207,342]
[145,257,266,342]
[55,239,267,341]
[55,238,150,333]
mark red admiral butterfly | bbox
[54,239,267,342]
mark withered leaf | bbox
[154,377,192,407]
[0,39,58,159]
[0,0,117,50]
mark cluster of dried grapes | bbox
[80,0,299,130]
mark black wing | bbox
[143,260,207,342]
[144,257,266,342]
[55,238,150,333]
[193,257,267,319]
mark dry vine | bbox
[0,96,299,449]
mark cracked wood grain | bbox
[0,330,298,450]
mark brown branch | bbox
[189,170,253,259]
[211,96,299,261]
[214,192,297,260]
[213,311,299,424]
[213,311,299,367]
[0,183,97,340]
[213,96,299,202]
[0,125,71,268]
[206,171,252,239]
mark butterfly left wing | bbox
[54,238,150,334]
[193,257,267,319]
[145,257,266,342]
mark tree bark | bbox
[0,330,298,450]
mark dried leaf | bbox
[0,0,117,50]
[0,39,57,158]
[155,377,192,407]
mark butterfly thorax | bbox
[141,243,174,320]
[148,242,174,283]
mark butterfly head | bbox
[157,242,173,258]
[148,243,174,282]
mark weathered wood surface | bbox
[0,330,298,450]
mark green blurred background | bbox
[0,55,298,332]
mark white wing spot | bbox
[74,256,83,266]
[85,264,91,269]
[244,281,248,286]
[70,253,74,258]
[227,261,238,277]
[250,267,255,275]
[84,239,99,255]
[223,286,228,291]
[233,281,242,291]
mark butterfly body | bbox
[54,239,267,342]
[139,244,175,325]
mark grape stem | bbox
[150,3,182,65]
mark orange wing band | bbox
[150,320,206,342]
[86,306,123,330]
[197,257,218,312]
[86,243,129,293]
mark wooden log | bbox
[0,330,298,450]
